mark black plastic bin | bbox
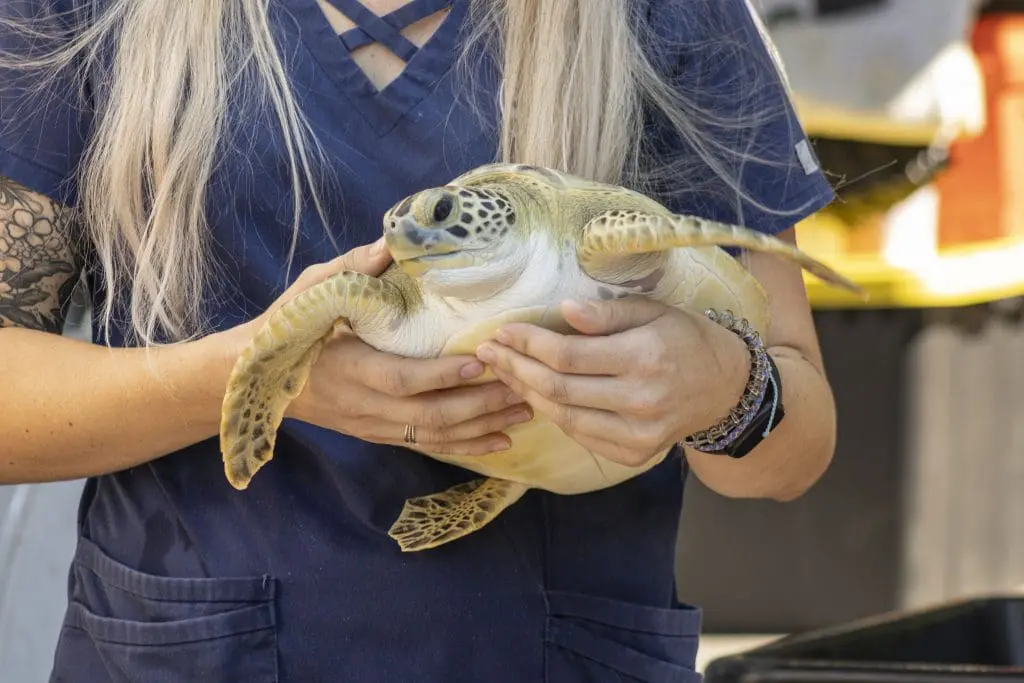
[704,596,1024,683]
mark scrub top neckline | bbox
[285,0,471,136]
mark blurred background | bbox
[3,0,1024,679]
[684,0,1024,670]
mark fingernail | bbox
[565,300,596,318]
[476,344,496,363]
[488,438,511,453]
[505,389,521,405]
[508,408,532,425]
[495,328,511,344]
[369,237,385,256]
[460,361,484,379]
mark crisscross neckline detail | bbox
[287,0,468,136]
[322,0,452,62]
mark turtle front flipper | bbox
[220,271,408,490]
[578,210,867,299]
[388,478,530,552]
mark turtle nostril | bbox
[433,194,454,223]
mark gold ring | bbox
[403,424,417,444]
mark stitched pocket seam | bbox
[67,600,276,647]
[546,619,702,683]
[74,537,275,603]
[546,590,702,637]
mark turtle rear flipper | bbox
[388,478,530,552]
[578,210,867,299]
[220,271,407,490]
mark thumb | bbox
[561,296,667,336]
[269,237,392,317]
[294,237,392,291]
[328,235,392,277]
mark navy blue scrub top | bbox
[1,0,835,681]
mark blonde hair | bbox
[1,0,805,346]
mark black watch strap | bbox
[681,309,786,459]
[719,354,785,459]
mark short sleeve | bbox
[641,0,835,236]
[0,0,93,207]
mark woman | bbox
[0,0,839,680]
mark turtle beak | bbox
[384,215,470,276]
[385,215,462,259]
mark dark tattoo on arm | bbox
[0,177,83,333]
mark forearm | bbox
[0,324,249,484]
[684,344,837,501]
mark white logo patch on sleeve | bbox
[794,138,819,175]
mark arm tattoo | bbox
[0,177,83,333]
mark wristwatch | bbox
[681,309,786,459]
[720,353,785,459]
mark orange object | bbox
[937,13,1024,247]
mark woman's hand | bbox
[474,296,752,466]
[238,238,532,456]
[289,335,531,455]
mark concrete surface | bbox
[0,481,83,682]
[696,635,784,673]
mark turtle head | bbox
[383,184,528,298]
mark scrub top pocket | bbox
[55,537,279,683]
[545,590,703,682]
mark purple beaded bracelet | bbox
[681,309,772,453]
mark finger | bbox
[561,296,668,336]
[389,404,533,452]
[477,341,628,411]
[383,381,523,430]
[427,403,533,443]
[349,417,513,456]
[491,323,629,376]
[323,236,392,277]
[486,364,636,445]
[488,365,665,466]
[409,435,513,457]
[342,343,489,396]
[273,238,393,314]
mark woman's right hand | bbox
[239,237,532,456]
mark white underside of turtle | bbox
[364,232,759,359]
[219,163,865,552]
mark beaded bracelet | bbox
[681,309,773,453]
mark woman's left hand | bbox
[474,296,753,467]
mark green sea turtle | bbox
[219,162,864,552]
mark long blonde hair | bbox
[1,0,805,346]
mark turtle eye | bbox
[432,195,454,223]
